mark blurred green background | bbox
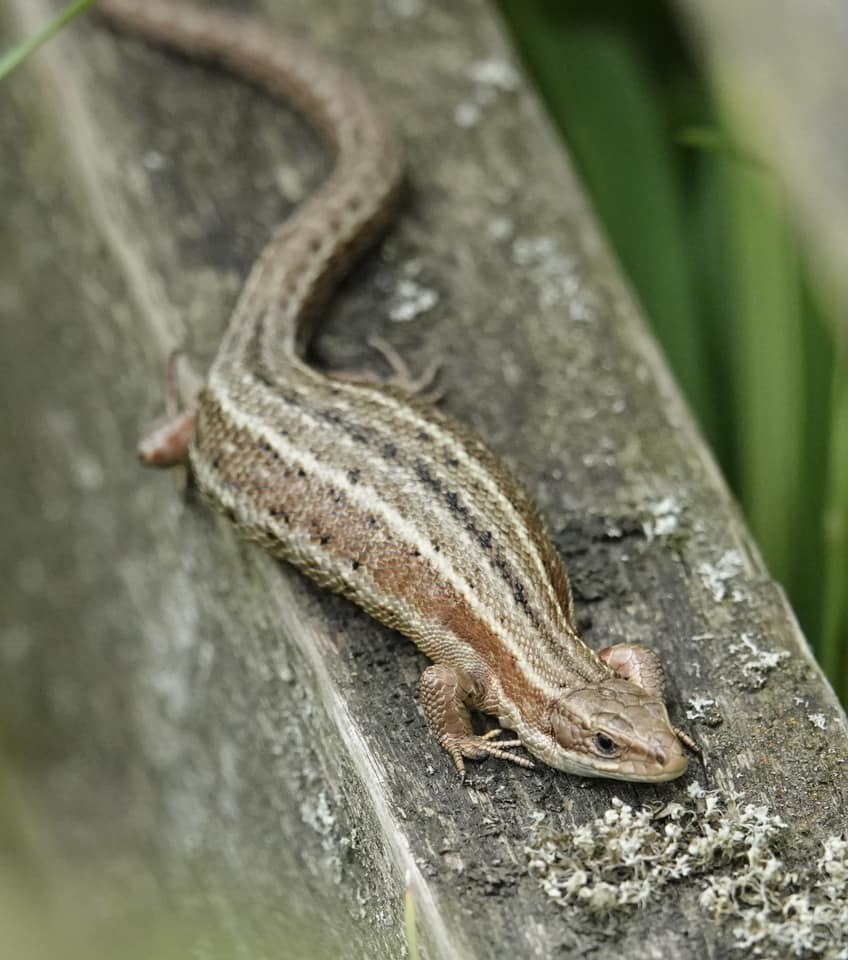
[498,0,847,702]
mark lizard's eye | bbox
[592,732,620,757]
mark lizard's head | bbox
[547,678,688,781]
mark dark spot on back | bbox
[513,581,528,609]
[414,459,439,490]
[318,408,344,426]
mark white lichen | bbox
[385,0,422,17]
[453,57,520,128]
[526,785,848,957]
[467,58,521,93]
[453,100,482,129]
[142,149,166,171]
[300,789,335,836]
[685,695,718,722]
[698,549,744,601]
[700,833,848,957]
[729,632,791,690]
[487,216,515,242]
[388,275,439,323]
[643,496,681,541]
[510,234,591,314]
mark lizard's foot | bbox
[138,350,197,468]
[439,730,535,777]
[419,663,534,775]
[138,408,196,467]
[328,336,444,403]
[367,335,443,403]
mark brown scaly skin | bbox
[102,0,696,781]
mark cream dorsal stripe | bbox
[103,0,696,780]
[214,351,598,685]
[288,358,581,634]
[204,374,590,699]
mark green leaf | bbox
[821,343,848,684]
[0,0,96,82]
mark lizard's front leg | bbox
[419,664,534,775]
[599,643,699,754]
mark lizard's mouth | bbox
[598,751,688,782]
[547,746,688,782]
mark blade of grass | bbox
[404,872,420,960]
[677,125,765,168]
[498,1,711,437]
[689,146,738,473]
[722,159,804,594]
[792,280,836,639]
[821,341,848,689]
[0,0,95,81]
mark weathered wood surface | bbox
[1,1,846,958]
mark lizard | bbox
[98,0,695,781]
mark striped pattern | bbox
[103,0,690,780]
[193,365,609,709]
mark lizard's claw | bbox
[674,726,701,755]
[440,730,535,777]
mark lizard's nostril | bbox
[655,750,667,766]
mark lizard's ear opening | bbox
[550,694,586,752]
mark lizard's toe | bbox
[440,731,534,776]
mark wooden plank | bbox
[1,1,846,957]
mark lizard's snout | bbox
[550,678,690,781]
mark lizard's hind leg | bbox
[138,351,197,468]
